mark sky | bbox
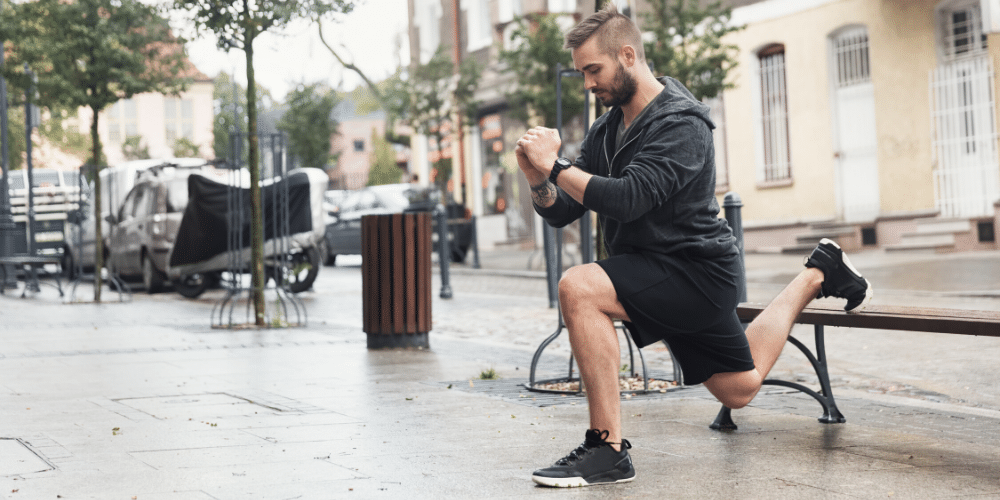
[172,0,411,102]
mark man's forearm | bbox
[530,179,558,208]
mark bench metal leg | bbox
[710,324,846,431]
[526,316,673,394]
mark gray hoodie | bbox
[535,77,737,259]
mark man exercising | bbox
[515,4,873,488]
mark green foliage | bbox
[3,104,26,171]
[122,135,151,161]
[212,72,273,162]
[172,137,201,158]
[478,368,499,380]
[366,127,400,186]
[4,102,96,172]
[213,72,247,161]
[0,0,190,155]
[641,0,743,100]
[40,107,92,161]
[399,47,481,192]
[178,0,355,51]
[499,14,584,128]
[278,83,339,170]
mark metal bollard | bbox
[470,215,481,269]
[723,192,747,303]
[436,205,453,299]
[542,223,558,308]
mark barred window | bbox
[833,27,871,88]
[942,4,987,62]
[758,44,791,183]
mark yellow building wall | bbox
[720,0,941,223]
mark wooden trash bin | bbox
[361,213,432,348]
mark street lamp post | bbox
[0,29,17,289]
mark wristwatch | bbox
[549,157,572,185]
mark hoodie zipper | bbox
[599,113,642,257]
[604,118,641,176]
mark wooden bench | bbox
[709,301,1000,430]
[0,255,64,298]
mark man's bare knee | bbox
[558,265,597,308]
[705,371,762,409]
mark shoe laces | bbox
[554,429,630,466]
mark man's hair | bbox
[564,3,645,62]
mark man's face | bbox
[572,37,638,108]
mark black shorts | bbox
[596,250,755,386]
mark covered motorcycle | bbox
[168,167,327,297]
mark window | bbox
[106,99,138,144]
[833,27,871,88]
[417,0,442,64]
[547,0,574,13]
[118,189,138,222]
[467,0,493,52]
[942,4,987,62]
[132,186,154,218]
[704,95,729,192]
[353,139,365,152]
[498,0,522,23]
[757,44,792,184]
[164,97,194,142]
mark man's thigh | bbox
[559,263,631,322]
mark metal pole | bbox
[24,65,34,256]
[470,214,481,269]
[542,64,563,309]
[580,89,593,264]
[555,66,595,266]
[436,204,452,299]
[0,30,18,288]
[723,192,746,303]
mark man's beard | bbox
[595,62,638,108]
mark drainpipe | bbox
[451,0,467,206]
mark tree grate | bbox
[433,374,702,408]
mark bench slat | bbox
[737,302,1000,337]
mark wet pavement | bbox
[1,247,999,499]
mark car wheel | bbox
[268,245,321,293]
[325,252,337,266]
[174,273,212,299]
[142,253,164,293]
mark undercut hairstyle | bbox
[564,3,646,63]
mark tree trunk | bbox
[245,31,266,326]
[90,106,103,303]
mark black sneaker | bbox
[531,429,636,488]
[804,238,873,313]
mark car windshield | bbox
[374,185,437,210]
[166,178,189,213]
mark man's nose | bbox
[583,75,596,90]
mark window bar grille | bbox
[760,49,791,182]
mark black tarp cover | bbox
[169,171,312,268]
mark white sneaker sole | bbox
[531,474,636,488]
[818,239,873,314]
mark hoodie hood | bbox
[653,76,715,130]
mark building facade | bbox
[716,0,1000,252]
[408,0,1000,254]
[76,73,215,167]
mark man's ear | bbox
[620,45,637,67]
